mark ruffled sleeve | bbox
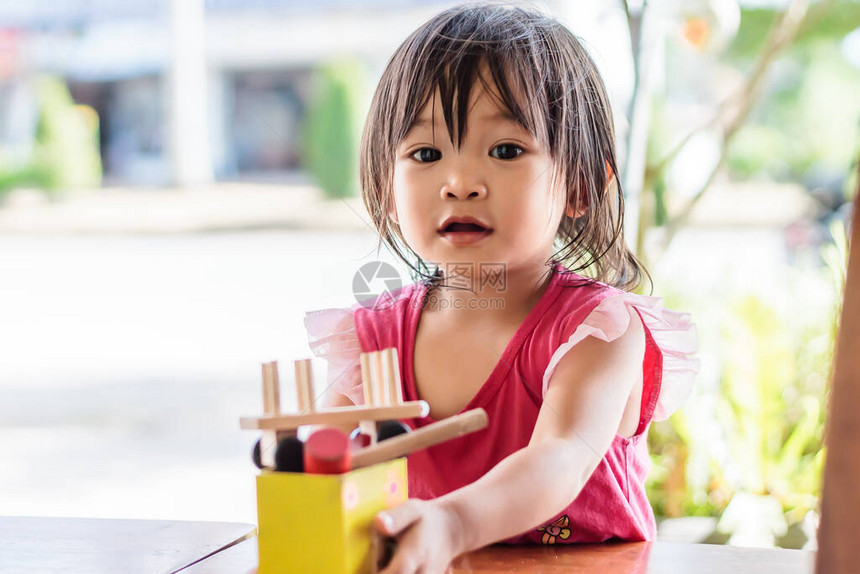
[542,292,700,422]
[303,306,365,405]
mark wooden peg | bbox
[360,353,376,406]
[378,349,393,405]
[262,361,280,414]
[358,352,379,443]
[260,361,281,468]
[370,351,388,406]
[359,352,379,444]
[294,358,314,413]
[383,348,403,405]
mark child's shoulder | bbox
[303,281,423,345]
[547,264,701,421]
[552,265,629,302]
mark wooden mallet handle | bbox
[351,408,488,469]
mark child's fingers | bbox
[379,530,421,574]
[375,501,423,537]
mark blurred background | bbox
[0,0,858,550]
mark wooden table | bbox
[1,516,815,573]
[0,516,254,574]
[186,532,816,573]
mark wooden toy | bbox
[241,347,488,574]
[274,436,304,473]
[376,420,410,442]
[349,427,373,449]
[352,409,488,470]
[304,427,352,474]
[260,361,281,469]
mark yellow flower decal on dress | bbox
[538,515,571,544]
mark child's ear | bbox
[565,202,587,219]
[564,160,613,218]
[564,189,588,219]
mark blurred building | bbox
[0,0,462,186]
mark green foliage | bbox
[647,410,729,518]
[33,76,102,190]
[642,3,860,234]
[0,75,102,196]
[727,3,860,62]
[723,4,860,180]
[792,1,860,48]
[647,229,847,540]
[725,125,786,178]
[638,96,672,241]
[726,8,781,62]
[727,42,860,180]
[717,294,830,525]
[301,60,365,199]
[0,164,39,195]
[635,1,854,541]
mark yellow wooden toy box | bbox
[256,459,407,574]
[243,354,485,573]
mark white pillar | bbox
[621,4,663,253]
[166,0,213,187]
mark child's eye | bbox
[410,148,442,163]
[490,143,524,160]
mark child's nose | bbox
[440,176,488,201]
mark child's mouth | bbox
[437,221,494,246]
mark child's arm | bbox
[376,307,646,573]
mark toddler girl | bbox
[305,3,699,573]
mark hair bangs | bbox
[392,12,549,154]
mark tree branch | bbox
[652,0,817,260]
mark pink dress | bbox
[304,263,699,544]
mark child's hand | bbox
[375,499,464,574]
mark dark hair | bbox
[359,1,651,293]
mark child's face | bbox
[391,76,580,275]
